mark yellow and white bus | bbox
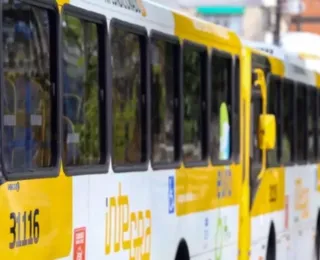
[242,41,320,260]
[0,0,320,260]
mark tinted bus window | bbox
[267,76,282,165]
[308,87,317,160]
[62,13,103,167]
[182,43,208,164]
[111,25,147,167]
[282,80,295,164]
[151,38,180,165]
[296,83,307,161]
[211,52,233,162]
[2,1,57,172]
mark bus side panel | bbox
[286,165,318,260]
[0,170,73,259]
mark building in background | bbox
[196,6,245,35]
[281,32,320,72]
[150,0,311,42]
[290,0,320,33]
[167,0,303,42]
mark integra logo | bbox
[105,0,147,17]
[105,183,152,259]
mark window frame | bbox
[181,40,209,168]
[210,49,236,166]
[0,0,60,181]
[110,18,149,173]
[149,30,182,170]
[61,4,108,176]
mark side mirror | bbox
[258,114,276,150]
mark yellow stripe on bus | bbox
[175,164,242,216]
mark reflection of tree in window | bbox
[183,44,206,163]
[62,14,100,166]
[211,53,232,161]
[2,1,53,171]
[111,27,145,166]
[282,80,294,164]
[151,39,178,164]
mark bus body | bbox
[0,0,320,260]
[1,0,243,259]
[281,32,320,73]
[243,41,320,260]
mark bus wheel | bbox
[175,240,190,260]
[266,224,276,260]
[315,212,320,260]
[316,232,320,260]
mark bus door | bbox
[249,67,276,208]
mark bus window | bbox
[251,93,262,164]
[296,83,307,162]
[232,56,240,161]
[308,87,317,160]
[111,23,147,168]
[211,51,232,162]
[267,76,282,165]
[151,36,180,166]
[62,12,106,169]
[2,1,58,173]
[182,42,208,164]
[282,79,295,164]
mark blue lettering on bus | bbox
[168,176,175,214]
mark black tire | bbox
[175,241,189,260]
[266,227,276,260]
[316,225,320,260]
[266,243,275,260]
[315,211,320,260]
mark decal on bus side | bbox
[9,209,40,249]
[294,178,309,219]
[105,0,147,16]
[105,183,152,259]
